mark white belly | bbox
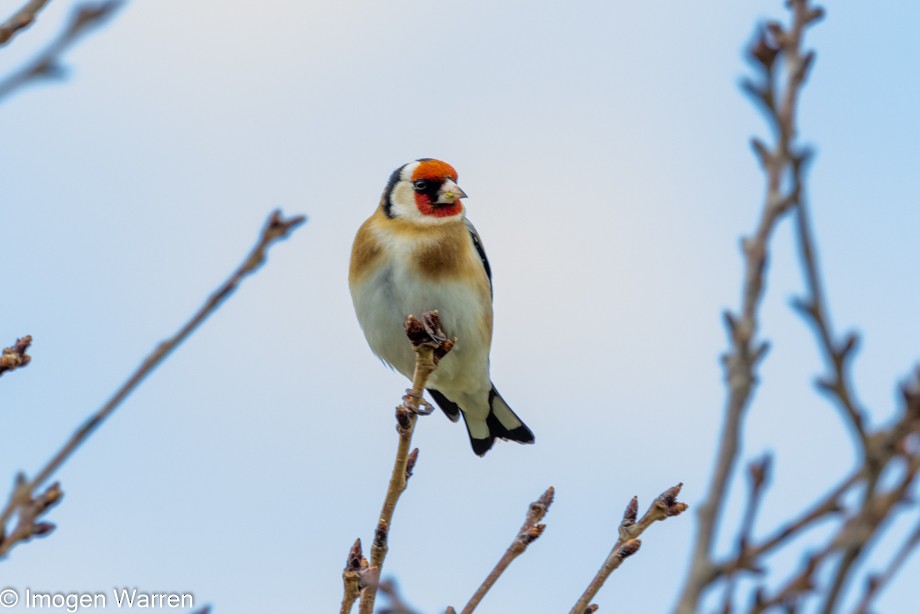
[351,259,492,402]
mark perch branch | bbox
[571,483,686,613]
[358,311,454,614]
[0,1,124,101]
[0,210,305,557]
[0,336,32,377]
[461,486,555,614]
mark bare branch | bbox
[571,483,686,613]
[377,579,421,614]
[461,486,555,614]
[853,512,920,614]
[721,456,772,611]
[0,477,61,557]
[0,210,306,557]
[790,171,869,453]
[0,0,51,47]
[0,335,32,377]
[0,1,124,102]
[715,467,856,581]
[675,4,822,611]
[358,311,454,614]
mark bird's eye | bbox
[413,180,429,192]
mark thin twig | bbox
[791,191,869,452]
[820,450,920,614]
[358,311,454,614]
[570,483,687,614]
[0,1,123,102]
[748,549,827,613]
[0,210,306,557]
[721,456,771,612]
[341,539,364,614]
[0,0,51,46]
[377,579,421,614]
[674,3,822,611]
[790,153,879,613]
[0,336,32,377]
[748,454,920,613]
[853,512,920,614]
[461,486,554,614]
[714,466,857,581]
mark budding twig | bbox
[0,1,125,101]
[461,486,555,614]
[570,483,686,613]
[341,539,364,614]
[0,336,32,377]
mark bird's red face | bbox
[410,160,465,218]
[383,159,468,223]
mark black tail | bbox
[461,386,535,457]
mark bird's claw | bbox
[402,389,434,415]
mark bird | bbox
[349,158,534,456]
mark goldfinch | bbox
[349,159,535,456]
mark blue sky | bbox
[2,0,919,612]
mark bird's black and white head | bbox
[381,159,468,224]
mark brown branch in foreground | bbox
[0,0,124,102]
[570,483,687,613]
[0,336,32,377]
[0,210,306,558]
[0,0,51,46]
[460,486,555,614]
[357,311,454,614]
[341,539,364,614]
[674,3,823,612]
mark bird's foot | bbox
[402,389,434,415]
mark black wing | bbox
[464,218,493,297]
[427,388,461,422]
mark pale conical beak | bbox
[436,179,468,204]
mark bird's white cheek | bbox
[389,182,422,220]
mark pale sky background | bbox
[2,1,919,612]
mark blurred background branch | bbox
[677,1,920,612]
[0,210,305,558]
[0,0,123,101]
[0,0,52,47]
